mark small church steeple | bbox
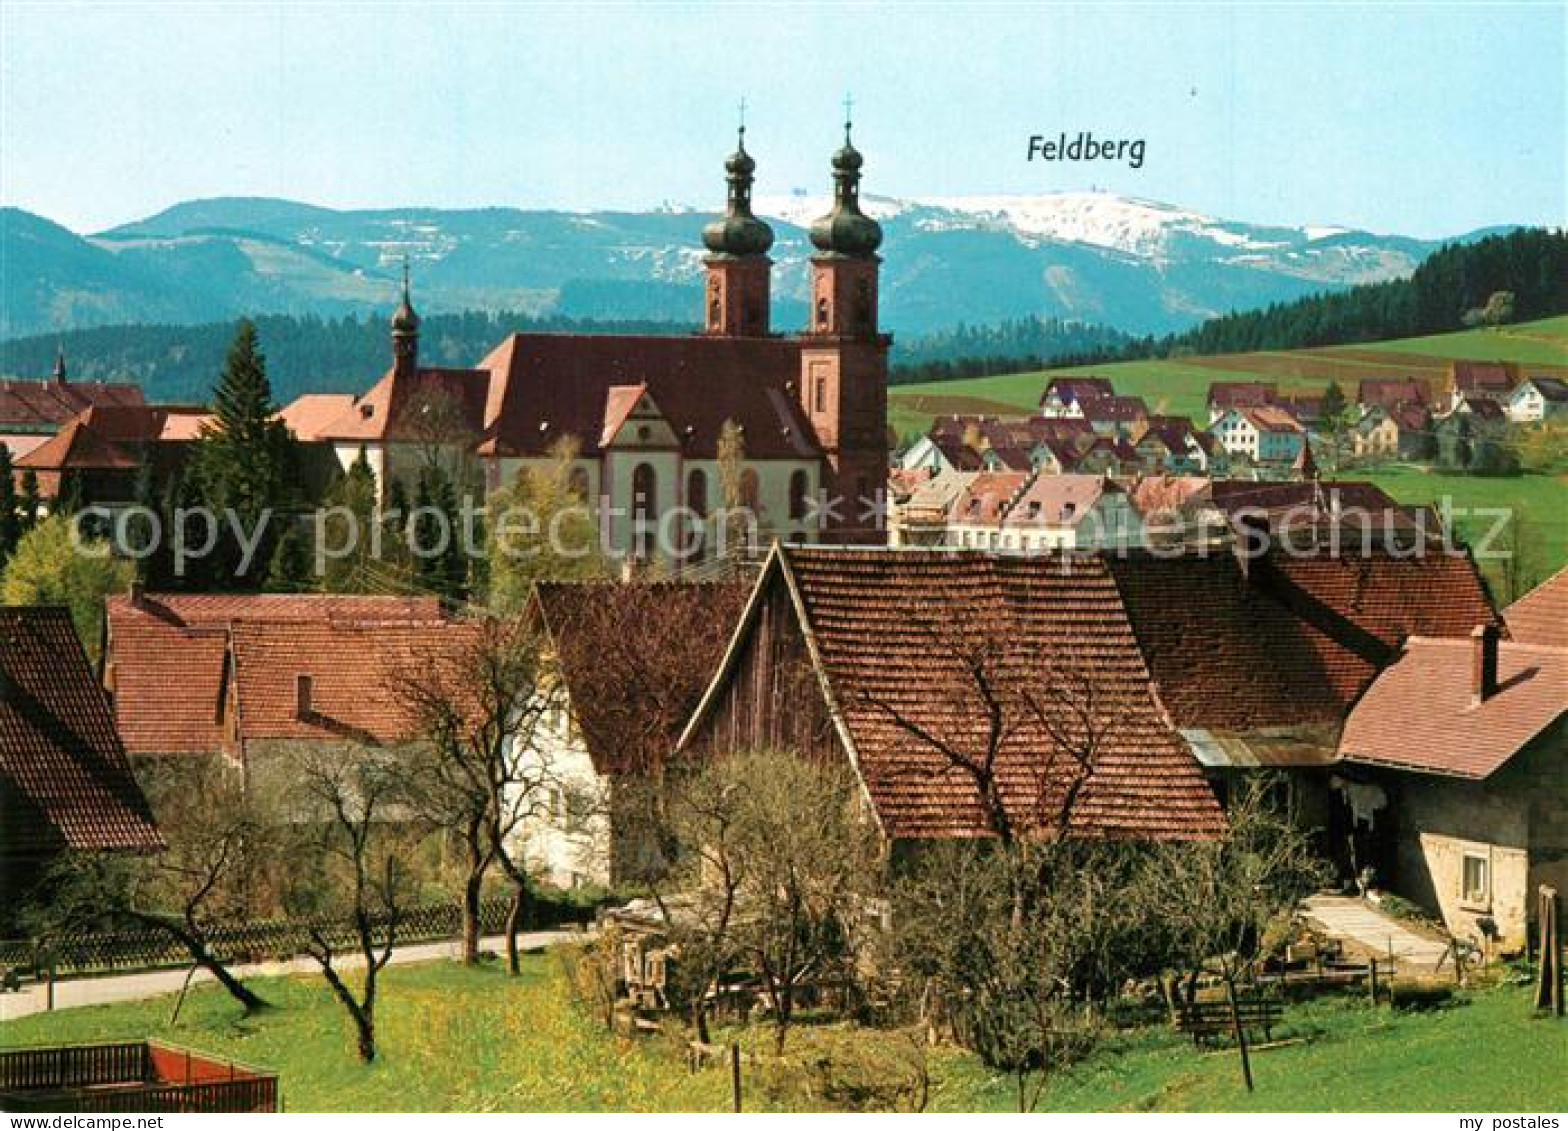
[701,104,775,337]
[392,259,420,374]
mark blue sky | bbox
[1,1,1563,237]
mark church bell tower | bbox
[701,122,775,337]
[799,112,889,541]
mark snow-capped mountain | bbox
[1,192,1465,341]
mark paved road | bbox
[0,929,588,1023]
[1301,893,1452,973]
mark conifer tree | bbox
[0,447,20,567]
[17,470,41,537]
[320,448,380,593]
[190,320,300,588]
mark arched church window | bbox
[687,467,708,517]
[632,463,657,519]
[789,470,810,520]
[740,469,760,513]
[816,297,830,329]
[567,467,590,500]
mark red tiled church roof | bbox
[1,607,162,860]
[475,333,823,460]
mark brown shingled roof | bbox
[105,592,448,757]
[1505,564,1568,647]
[0,378,145,433]
[1105,545,1498,732]
[688,547,1226,842]
[532,581,750,775]
[475,333,823,460]
[1338,638,1566,778]
[1,607,162,860]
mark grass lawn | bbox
[1356,467,1568,596]
[3,957,1563,1112]
[888,314,1568,439]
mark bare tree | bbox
[279,748,413,1063]
[24,755,272,1014]
[660,751,881,1056]
[393,615,564,972]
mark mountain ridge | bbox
[2,194,1517,341]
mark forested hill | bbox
[0,311,693,405]
[1097,227,1568,363]
[0,309,1137,404]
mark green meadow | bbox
[3,958,1562,1112]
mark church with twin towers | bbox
[304,118,892,563]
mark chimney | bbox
[1471,624,1500,704]
[295,673,314,719]
[128,580,145,609]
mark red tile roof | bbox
[1449,361,1517,395]
[227,619,480,745]
[1338,638,1566,778]
[0,378,145,433]
[317,365,492,443]
[1505,565,1568,647]
[1082,395,1149,422]
[1040,377,1115,407]
[1358,377,1431,409]
[532,581,750,775]
[1208,381,1277,410]
[688,547,1226,842]
[105,592,448,756]
[279,393,358,441]
[1,607,161,859]
[949,472,1030,524]
[474,333,823,460]
[1002,474,1113,529]
[1105,546,1499,732]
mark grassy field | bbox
[888,314,1568,440]
[3,957,1563,1112]
[1357,467,1568,598]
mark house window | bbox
[815,376,827,414]
[1461,851,1490,906]
[739,469,760,513]
[631,463,656,519]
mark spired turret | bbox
[809,121,882,259]
[392,261,419,373]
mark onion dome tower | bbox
[701,122,775,336]
[808,120,884,260]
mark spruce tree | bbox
[320,448,379,593]
[18,470,41,536]
[190,320,300,588]
[0,447,20,567]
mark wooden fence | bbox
[0,1041,278,1113]
[1,894,594,979]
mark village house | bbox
[1207,380,1277,424]
[1505,375,1568,423]
[1037,376,1115,418]
[887,468,979,547]
[1132,416,1213,473]
[102,589,451,767]
[1434,396,1510,469]
[1442,360,1518,412]
[1357,376,1431,415]
[1,606,162,926]
[13,402,211,506]
[944,470,1030,549]
[526,580,749,888]
[295,127,893,562]
[0,350,145,466]
[1081,394,1150,438]
[1211,405,1307,466]
[1336,625,1566,952]
[997,473,1143,550]
[1350,402,1430,462]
